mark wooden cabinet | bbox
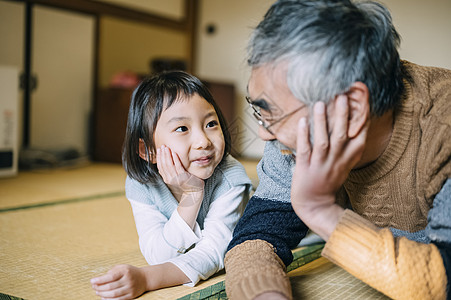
[93,80,235,163]
[93,88,133,163]
[203,80,235,127]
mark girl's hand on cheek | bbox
[156,145,204,202]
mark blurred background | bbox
[1,0,450,176]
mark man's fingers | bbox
[295,117,311,165]
[342,118,370,168]
[330,95,349,149]
[311,101,329,160]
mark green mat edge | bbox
[177,243,325,300]
[0,293,25,300]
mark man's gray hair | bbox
[247,0,405,116]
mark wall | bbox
[196,0,274,159]
[385,0,451,70]
[195,0,451,159]
[0,2,24,68]
[98,15,189,88]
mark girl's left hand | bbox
[91,264,147,300]
[156,145,204,202]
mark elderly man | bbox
[224,0,451,299]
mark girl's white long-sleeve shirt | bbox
[125,155,252,286]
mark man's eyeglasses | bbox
[246,96,304,135]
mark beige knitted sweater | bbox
[225,61,451,299]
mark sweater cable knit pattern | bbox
[225,61,451,300]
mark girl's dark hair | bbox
[122,70,231,184]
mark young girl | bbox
[91,71,252,299]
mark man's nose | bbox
[258,126,276,141]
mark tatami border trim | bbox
[0,191,125,213]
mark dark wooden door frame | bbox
[23,0,198,71]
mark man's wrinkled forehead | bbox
[247,67,286,115]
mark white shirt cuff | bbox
[163,209,201,254]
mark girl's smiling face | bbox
[153,93,225,180]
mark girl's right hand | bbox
[156,145,204,203]
[91,264,147,300]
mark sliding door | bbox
[31,6,95,155]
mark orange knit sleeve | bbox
[322,209,447,300]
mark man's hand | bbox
[291,95,369,240]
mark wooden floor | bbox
[0,159,259,300]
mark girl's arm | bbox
[90,186,205,299]
[128,198,202,264]
[127,183,249,287]
[176,189,204,229]
[128,145,205,263]
[91,262,190,299]
[157,145,205,230]
[167,182,250,286]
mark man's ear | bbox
[345,82,370,138]
[138,139,155,163]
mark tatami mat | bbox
[0,160,389,300]
[0,159,258,211]
[289,258,389,299]
[0,160,260,300]
[0,195,142,299]
[0,163,127,211]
